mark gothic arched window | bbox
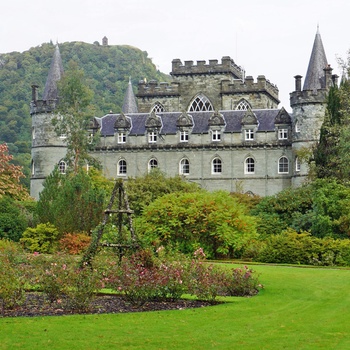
[236,99,251,111]
[188,94,213,112]
[150,102,165,113]
[148,158,158,172]
[58,160,67,174]
[118,159,127,176]
[278,156,289,174]
[245,157,255,174]
[179,158,190,175]
[212,157,222,174]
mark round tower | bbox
[30,44,67,199]
[290,29,336,187]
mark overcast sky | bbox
[2,0,349,110]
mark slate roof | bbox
[303,28,328,91]
[98,109,285,137]
[43,44,64,100]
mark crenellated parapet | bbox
[171,56,244,79]
[221,75,279,103]
[290,89,328,107]
[30,99,58,115]
[137,80,180,98]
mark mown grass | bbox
[1,264,350,350]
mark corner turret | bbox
[290,28,336,187]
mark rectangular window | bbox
[212,130,221,141]
[296,157,301,172]
[118,132,126,144]
[180,131,189,142]
[278,129,288,140]
[245,129,254,141]
[148,132,157,143]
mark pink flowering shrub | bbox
[106,248,262,304]
[106,250,188,306]
[39,255,102,310]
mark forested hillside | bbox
[0,41,170,188]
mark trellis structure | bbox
[80,179,138,267]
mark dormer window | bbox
[145,112,162,144]
[278,129,288,140]
[245,129,254,141]
[212,130,221,141]
[180,130,189,142]
[241,109,258,142]
[148,131,157,143]
[118,132,126,144]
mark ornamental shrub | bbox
[39,254,102,310]
[136,191,258,259]
[20,223,60,253]
[59,232,91,254]
[256,228,350,266]
[107,250,189,306]
[0,196,28,242]
[0,240,26,311]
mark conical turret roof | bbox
[303,28,328,91]
[122,78,138,113]
[43,44,64,100]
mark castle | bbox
[30,30,337,200]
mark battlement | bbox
[290,89,328,107]
[221,75,279,102]
[30,99,58,115]
[171,56,244,79]
[137,80,180,97]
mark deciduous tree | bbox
[0,143,29,200]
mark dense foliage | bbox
[0,196,34,242]
[251,180,350,239]
[126,169,201,216]
[256,228,350,266]
[36,167,107,236]
[0,41,170,188]
[0,143,29,200]
[136,191,258,258]
[54,60,97,172]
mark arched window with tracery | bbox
[236,99,251,111]
[150,102,165,113]
[278,156,289,174]
[58,160,67,174]
[118,159,127,176]
[188,94,213,112]
[212,157,222,174]
[245,157,255,174]
[148,158,158,172]
[179,158,190,175]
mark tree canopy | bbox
[0,143,29,200]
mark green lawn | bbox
[1,264,350,349]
